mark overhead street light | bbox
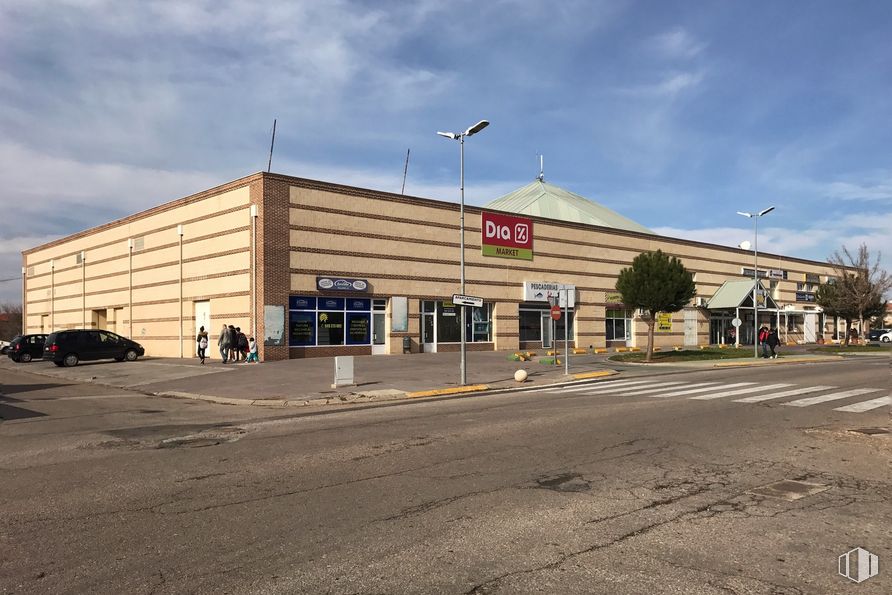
[437,119,490,386]
[737,206,775,358]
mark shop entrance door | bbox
[421,301,436,352]
[541,312,553,348]
[684,309,698,346]
[372,315,386,354]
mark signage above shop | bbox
[523,282,576,308]
[481,212,533,260]
[452,294,484,308]
[316,276,369,292]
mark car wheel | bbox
[20,352,32,363]
[63,353,79,367]
[882,336,891,343]
[54,361,64,367]
[124,349,139,362]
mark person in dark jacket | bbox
[236,327,248,362]
[766,328,780,358]
[227,325,237,362]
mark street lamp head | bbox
[758,206,775,216]
[736,211,753,218]
[436,131,458,140]
[464,120,489,136]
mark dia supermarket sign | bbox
[481,212,533,260]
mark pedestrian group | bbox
[193,324,259,364]
[758,324,780,359]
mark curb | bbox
[406,384,490,399]
[713,356,843,368]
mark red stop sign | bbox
[550,305,561,320]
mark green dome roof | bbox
[484,179,652,234]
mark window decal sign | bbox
[481,212,533,260]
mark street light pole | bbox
[737,206,774,358]
[438,120,489,386]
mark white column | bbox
[177,225,184,358]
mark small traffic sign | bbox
[731,317,742,328]
[550,305,561,320]
[452,294,484,308]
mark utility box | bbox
[332,356,355,388]
[402,337,412,353]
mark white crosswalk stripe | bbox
[542,379,890,413]
[612,381,692,396]
[783,388,883,407]
[733,385,835,403]
[542,379,656,393]
[645,382,736,398]
[690,383,795,400]
[833,396,892,413]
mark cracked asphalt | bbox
[1,357,890,594]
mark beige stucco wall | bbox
[23,181,257,358]
[22,172,840,360]
[287,181,837,353]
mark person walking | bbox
[218,323,231,364]
[227,325,238,362]
[767,327,780,359]
[758,324,770,358]
[236,327,248,362]
[245,336,260,363]
[196,325,208,364]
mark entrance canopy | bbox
[706,279,779,311]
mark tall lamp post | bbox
[737,206,774,357]
[437,119,489,386]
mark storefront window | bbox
[317,311,345,345]
[470,304,493,342]
[346,312,371,345]
[519,310,541,342]
[436,301,461,343]
[289,312,315,346]
[289,295,371,347]
[606,308,632,341]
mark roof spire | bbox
[537,154,544,182]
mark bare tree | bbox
[824,244,892,343]
[0,301,23,340]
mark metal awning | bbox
[706,279,779,310]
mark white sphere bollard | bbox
[514,369,528,383]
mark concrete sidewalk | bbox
[0,348,868,408]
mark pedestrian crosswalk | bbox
[542,378,891,414]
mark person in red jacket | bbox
[758,325,770,358]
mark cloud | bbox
[823,180,892,202]
[616,71,705,98]
[650,27,706,59]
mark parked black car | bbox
[43,329,145,367]
[867,328,892,342]
[7,334,47,363]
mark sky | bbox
[1,0,891,303]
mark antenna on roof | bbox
[266,119,277,173]
[537,154,544,182]
[401,148,410,195]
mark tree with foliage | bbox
[616,250,696,362]
[818,244,892,344]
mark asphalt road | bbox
[2,357,890,594]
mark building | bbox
[22,171,843,360]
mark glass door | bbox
[372,299,386,354]
[421,300,436,352]
[541,312,553,348]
